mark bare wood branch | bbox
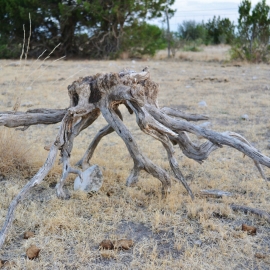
[0,144,59,249]
[230,204,270,223]
[100,102,171,196]
[161,107,209,121]
[146,105,270,169]
[200,189,233,198]
[0,109,67,128]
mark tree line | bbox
[0,0,174,58]
[174,0,270,62]
[0,0,269,62]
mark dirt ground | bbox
[0,47,270,269]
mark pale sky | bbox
[152,0,270,31]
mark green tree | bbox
[0,0,175,58]
[204,16,235,45]
[178,20,207,42]
[234,0,270,62]
[122,23,166,57]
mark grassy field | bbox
[0,46,270,269]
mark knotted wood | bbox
[0,68,269,249]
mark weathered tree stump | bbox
[0,67,269,248]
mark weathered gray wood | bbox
[0,109,66,128]
[0,67,269,250]
[127,100,194,199]
[161,107,209,121]
[100,102,171,196]
[200,189,233,197]
[146,104,270,171]
[0,144,59,248]
[230,204,270,223]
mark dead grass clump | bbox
[0,130,34,178]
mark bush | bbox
[121,23,167,58]
[231,0,270,62]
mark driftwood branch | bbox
[230,204,270,223]
[0,68,269,249]
[200,189,233,198]
[0,109,66,128]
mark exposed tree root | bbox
[0,68,269,249]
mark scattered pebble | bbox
[74,165,103,193]
[26,245,40,259]
[252,76,257,80]
[7,62,20,67]
[99,240,114,250]
[21,101,34,107]
[198,100,207,107]
[25,87,32,91]
[99,239,134,250]
[242,224,256,235]
[241,114,249,120]
[255,253,266,259]
[113,239,134,250]
[24,231,35,239]
[194,240,202,247]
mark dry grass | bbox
[0,130,34,178]
[0,48,270,269]
[155,45,231,62]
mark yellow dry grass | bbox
[0,46,270,269]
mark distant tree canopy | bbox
[233,0,270,62]
[0,0,175,58]
[177,17,236,46]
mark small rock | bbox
[131,60,136,64]
[194,240,202,247]
[242,224,256,235]
[24,231,35,239]
[267,144,270,150]
[255,253,266,259]
[198,100,207,107]
[7,62,20,67]
[112,239,134,250]
[0,260,15,268]
[44,144,52,151]
[252,76,257,80]
[74,165,103,192]
[26,245,40,259]
[25,87,32,91]
[241,114,249,120]
[21,101,34,107]
[0,260,5,268]
[99,240,114,250]
[185,85,191,88]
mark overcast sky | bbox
[152,0,269,31]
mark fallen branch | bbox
[230,204,270,223]
[200,189,233,198]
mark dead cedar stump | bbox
[0,68,270,249]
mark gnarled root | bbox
[146,104,269,177]
[100,104,171,196]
